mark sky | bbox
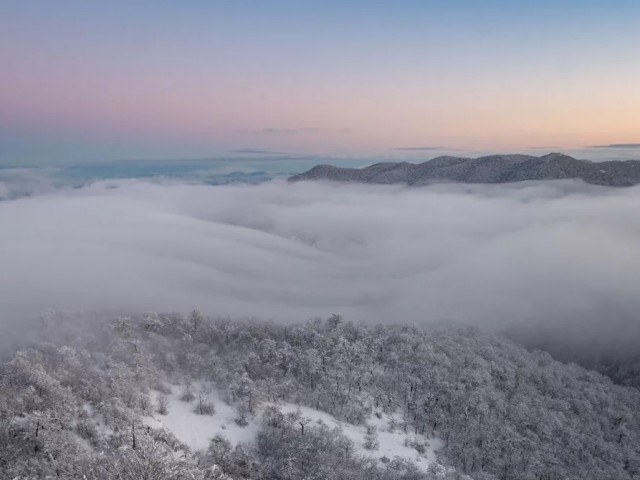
[1,0,640,163]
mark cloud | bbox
[590,143,640,149]
[1,178,640,359]
[231,149,285,155]
[391,146,446,151]
[0,167,71,200]
[257,128,350,136]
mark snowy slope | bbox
[145,386,260,451]
[277,402,443,471]
[145,384,442,472]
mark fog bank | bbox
[1,179,640,355]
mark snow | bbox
[276,402,442,471]
[145,384,442,472]
[145,385,260,451]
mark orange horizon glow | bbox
[1,1,640,161]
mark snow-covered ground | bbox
[145,384,442,472]
[145,386,260,450]
[277,402,443,471]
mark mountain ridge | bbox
[289,153,640,187]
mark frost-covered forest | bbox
[1,311,639,480]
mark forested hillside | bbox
[1,312,638,479]
[289,154,640,187]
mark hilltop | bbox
[1,312,639,479]
[289,153,640,187]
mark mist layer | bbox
[1,179,639,355]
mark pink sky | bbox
[2,1,640,161]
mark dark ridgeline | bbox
[290,153,640,187]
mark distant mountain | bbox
[289,153,640,186]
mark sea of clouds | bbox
[1,176,640,357]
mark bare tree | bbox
[157,394,169,415]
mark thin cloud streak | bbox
[590,144,640,149]
[231,149,286,155]
[392,147,446,151]
[257,128,351,136]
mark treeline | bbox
[1,311,639,479]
